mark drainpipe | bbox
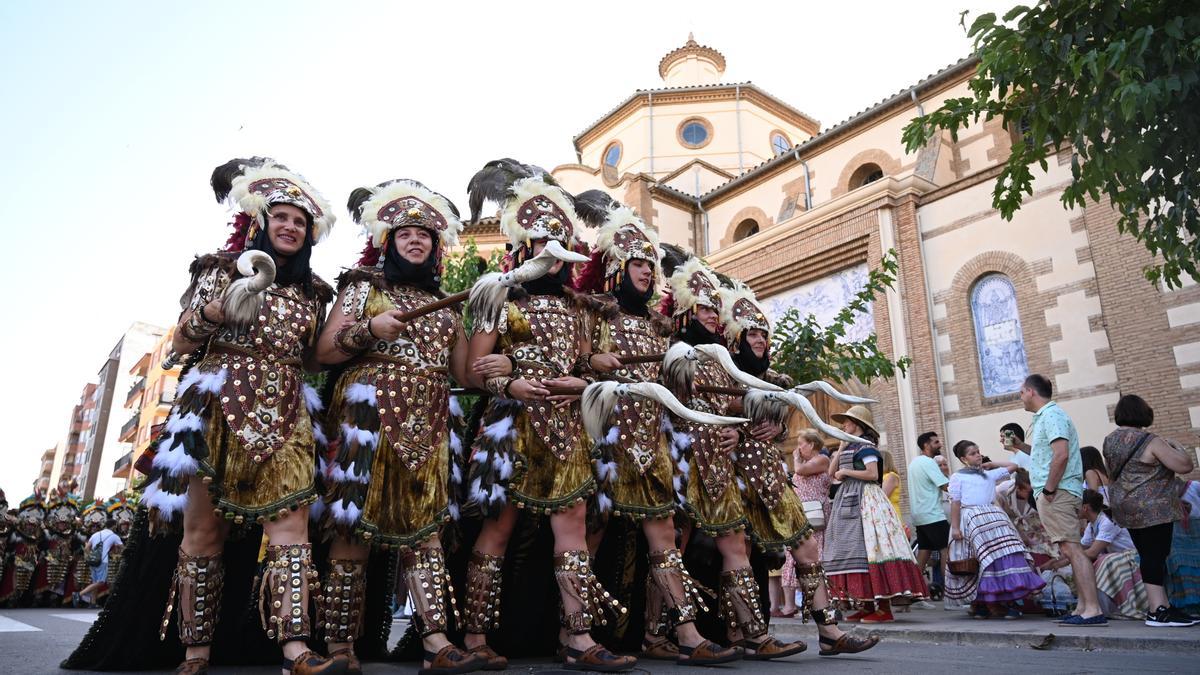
[794,147,814,211]
[696,199,710,256]
[648,92,655,176]
[910,87,925,117]
[735,85,744,174]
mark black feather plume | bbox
[660,243,693,279]
[210,156,274,203]
[572,190,617,228]
[346,187,374,223]
[466,158,539,224]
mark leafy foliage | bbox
[902,2,1200,287]
[771,250,912,386]
[441,238,502,397]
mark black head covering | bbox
[383,234,442,294]
[247,217,314,296]
[732,331,771,376]
[613,267,654,317]
[678,317,724,346]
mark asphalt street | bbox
[0,608,1195,674]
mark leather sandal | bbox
[283,650,350,674]
[175,657,209,675]
[563,644,637,672]
[328,647,362,675]
[419,645,484,675]
[741,636,807,660]
[677,639,742,666]
[466,644,508,671]
[640,636,680,660]
[818,631,880,656]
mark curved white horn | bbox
[467,242,590,333]
[223,250,276,333]
[692,344,783,392]
[622,382,748,427]
[746,390,868,444]
[791,380,877,404]
[662,341,700,396]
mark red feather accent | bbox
[572,250,608,293]
[223,212,254,252]
[356,239,381,267]
[658,292,675,318]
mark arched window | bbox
[770,131,791,156]
[970,274,1029,397]
[602,142,622,184]
[733,218,759,241]
[677,117,713,149]
[849,162,884,188]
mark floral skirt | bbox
[826,484,927,602]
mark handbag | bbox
[947,557,979,576]
[802,500,826,530]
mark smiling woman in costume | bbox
[313,178,481,675]
[132,157,339,675]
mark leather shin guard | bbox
[462,551,504,634]
[646,548,710,636]
[718,566,767,641]
[795,561,836,625]
[400,546,458,638]
[259,543,318,644]
[553,550,626,635]
[319,558,367,643]
[162,549,224,646]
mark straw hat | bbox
[830,405,878,437]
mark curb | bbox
[769,622,1200,653]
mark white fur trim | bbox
[472,450,489,464]
[677,458,690,477]
[309,498,326,521]
[449,396,464,419]
[469,478,488,505]
[339,423,378,449]
[597,492,613,513]
[601,426,620,446]
[448,502,460,521]
[330,500,362,526]
[594,460,618,483]
[672,432,692,450]
[736,477,747,492]
[302,384,323,413]
[312,423,328,448]
[497,455,514,480]
[357,179,463,251]
[451,462,463,485]
[142,480,188,521]
[151,441,199,478]
[483,416,515,443]
[345,383,378,406]
[449,432,463,457]
[488,484,507,504]
[499,178,580,249]
[228,161,335,243]
[165,412,204,435]
[673,476,683,492]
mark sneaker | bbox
[1003,607,1023,620]
[1058,614,1108,626]
[970,605,990,620]
[911,600,936,610]
[1146,605,1200,627]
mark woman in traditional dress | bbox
[137,157,341,675]
[460,163,635,672]
[314,179,483,674]
[1075,489,1148,620]
[1166,480,1200,616]
[823,405,927,623]
[945,440,1044,619]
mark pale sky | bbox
[0,0,1013,498]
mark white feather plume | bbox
[302,384,323,413]
[222,251,276,333]
[345,383,377,406]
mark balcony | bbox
[158,389,176,406]
[112,451,132,479]
[125,377,145,406]
[118,414,140,442]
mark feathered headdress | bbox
[467,158,579,256]
[660,243,722,330]
[17,493,43,514]
[210,157,335,251]
[719,281,771,346]
[573,190,662,293]
[346,178,463,267]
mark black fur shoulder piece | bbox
[573,292,620,321]
[648,309,674,337]
[335,265,386,293]
[311,274,334,305]
[763,369,795,389]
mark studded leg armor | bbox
[258,543,318,644]
[161,550,225,645]
[795,562,837,625]
[462,551,503,634]
[645,548,711,636]
[318,558,367,644]
[401,546,459,637]
[718,566,767,642]
[553,550,627,635]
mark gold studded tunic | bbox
[587,298,676,520]
[327,271,459,547]
[676,356,749,535]
[481,292,595,513]
[183,254,330,522]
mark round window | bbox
[771,132,791,155]
[678,118,712,148]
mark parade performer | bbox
[130,157,341,675]
[824,405,928,621]
[0,493,43,607]
[716,283,879,656]
[0,490,10,598]
[314,178,482,675]
[570,192,740,666]
[461,160,636,672]
[656,247,806,660]
[104,494,137,587]
[36,488,84,606]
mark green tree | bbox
[442,237,503,295]
[770,250,912,386]
[901,2,1200,287]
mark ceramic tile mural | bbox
[970,274,1028,397]
[760,264,873,342]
